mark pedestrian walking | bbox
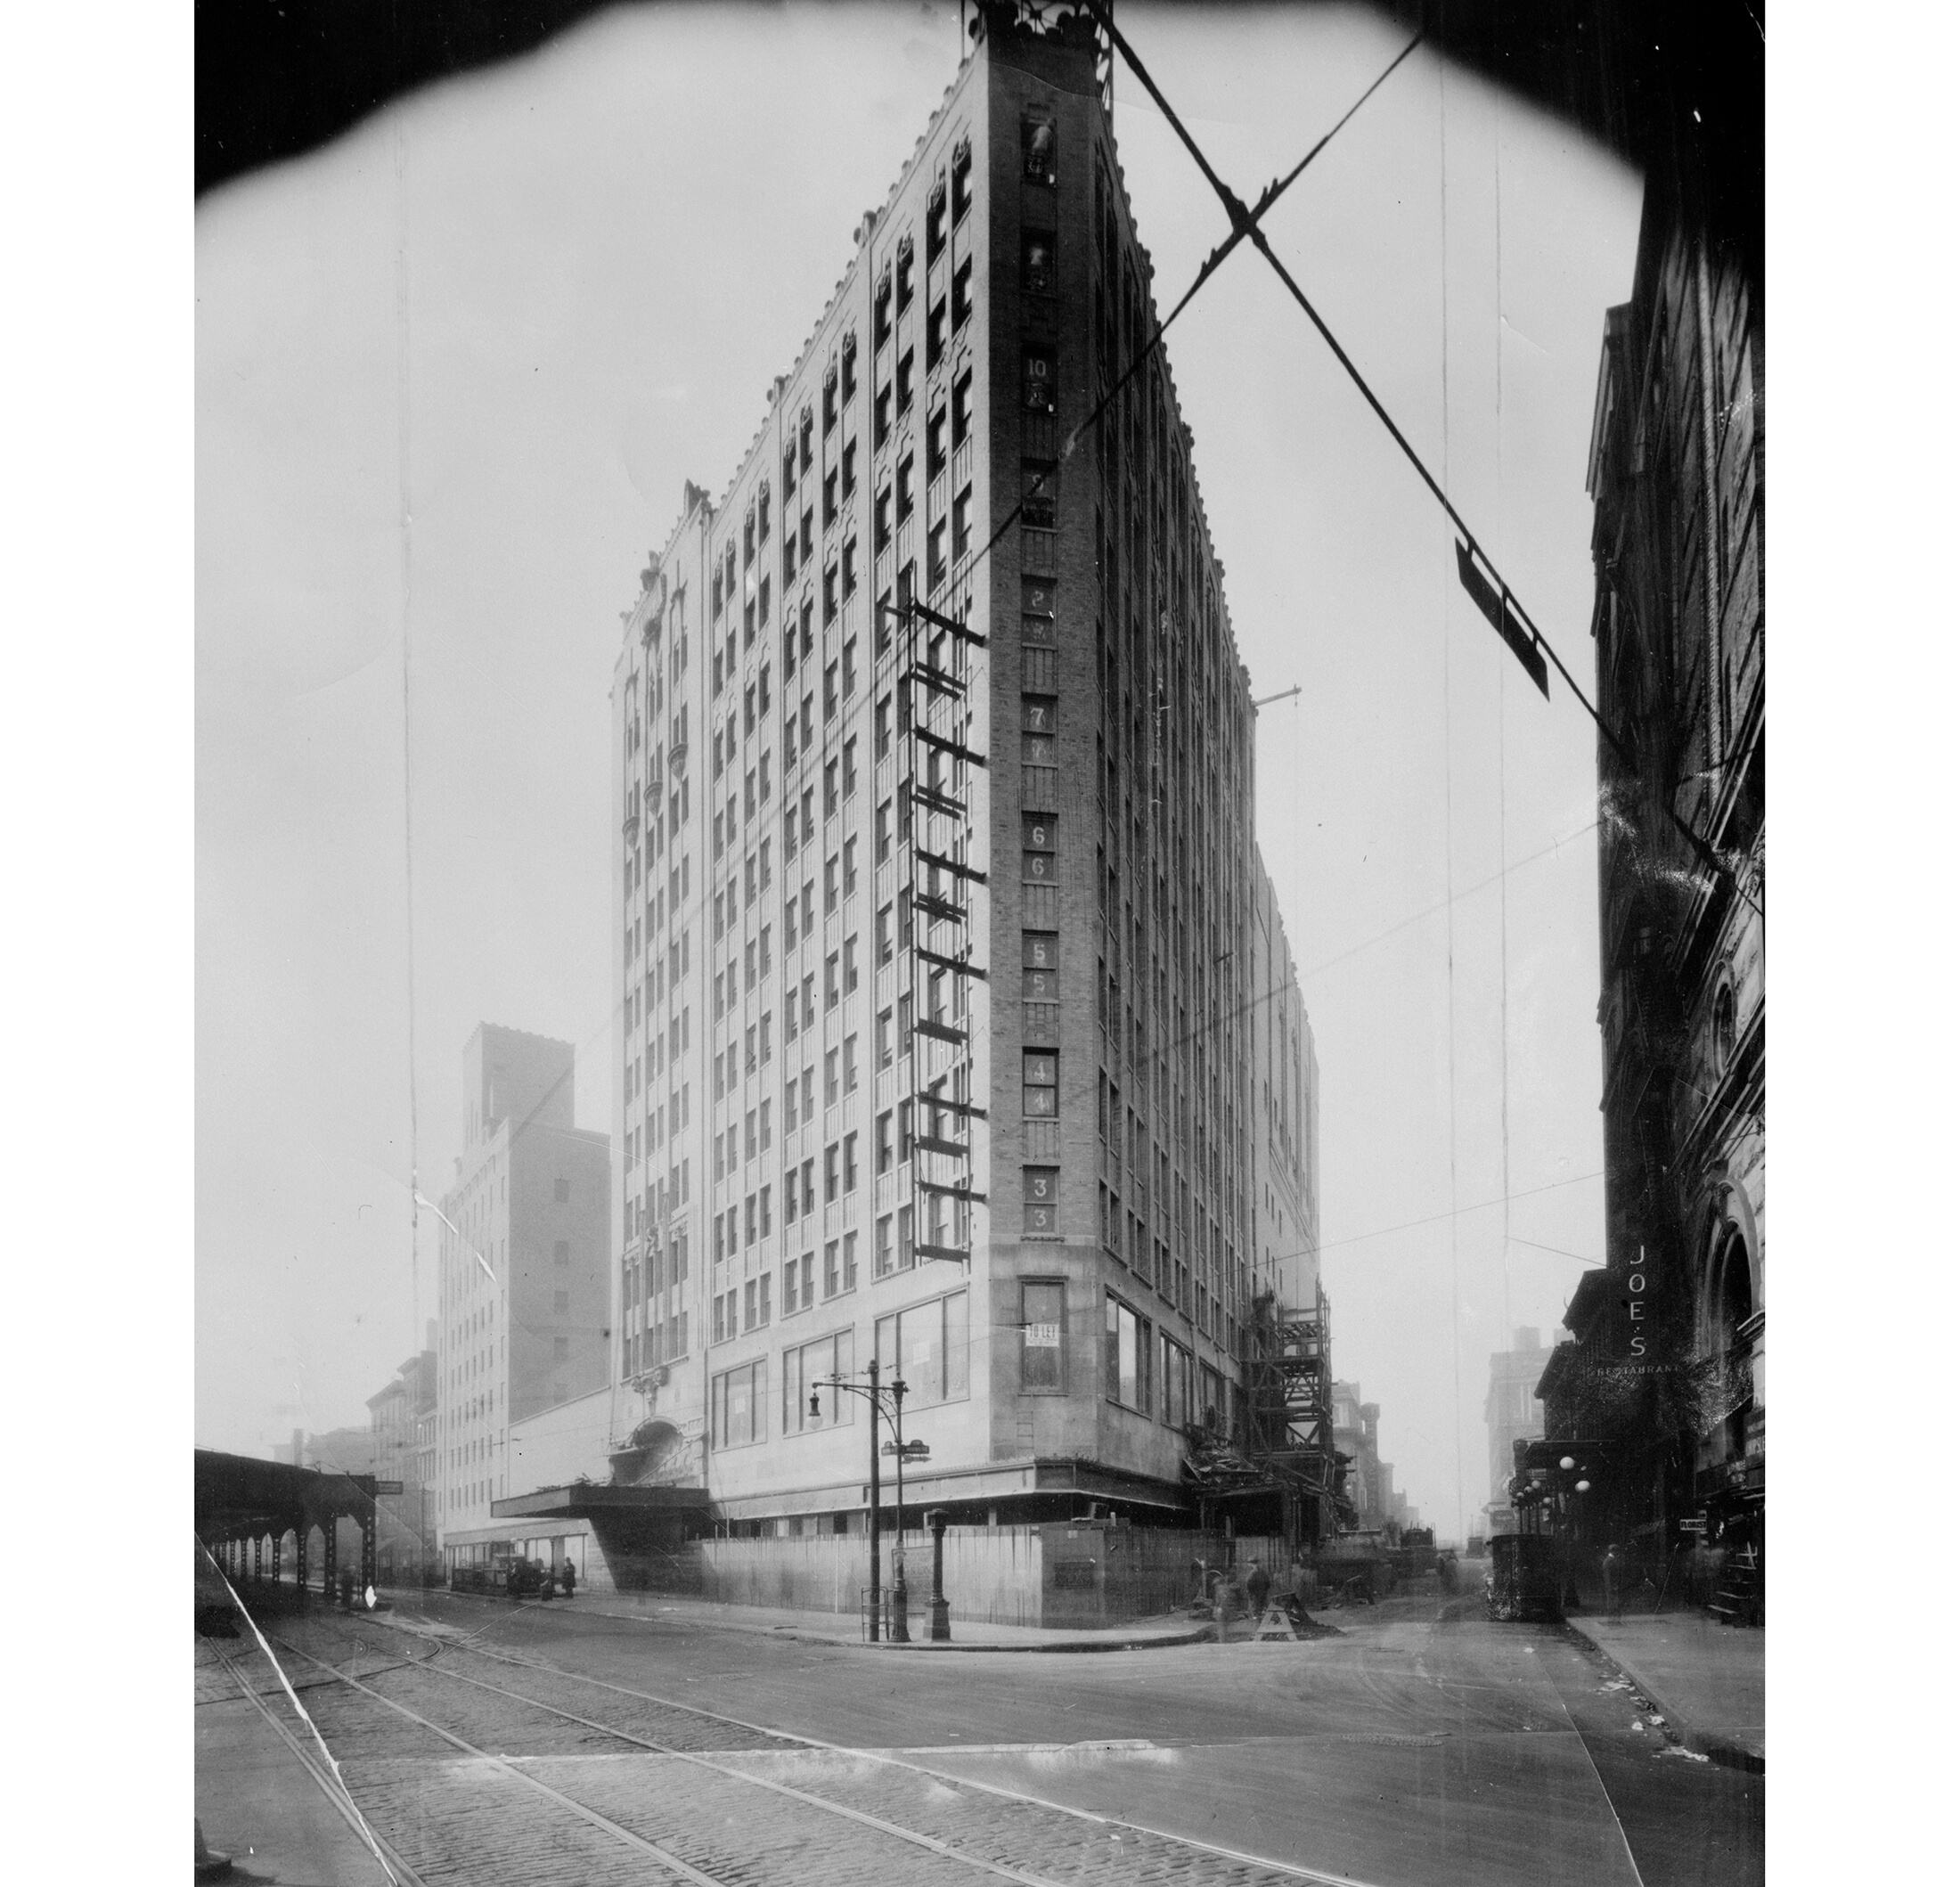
[1602,1544,1624,1622]
[1245,1559,1271,1621]
[560,1559,576,1597]
[1273,1554,1309,1627]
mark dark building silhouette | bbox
[1540,140,1763,1603]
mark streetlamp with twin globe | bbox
[813,1359,916,1642]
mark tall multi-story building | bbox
[1250,858,1319,1317]
[607,3,1318,1541]
[433,1025,610,1574]
[1482,1325,1553,1537]
[1539,138,1764,1590]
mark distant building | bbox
[366,1336,437,1580]
[274,1425,380,1574]
[1330,1381,1378,1523]
[1482,1326,1554,1536]
[282,1425,377,1476]
[434,1025,610,1576]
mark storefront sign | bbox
[1622,1241,1654,1361]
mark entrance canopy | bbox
[491,1483,710,1523]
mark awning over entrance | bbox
[490,1483,710,1523]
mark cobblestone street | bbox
[196,1590,1762,1887]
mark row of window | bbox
[1105,1293,1224,1432]
[702,1278,1225,1420]
[630,125,976,1357]
[710,1287,971,1449]
[713,1177,924,1339]
[1080,133,1267,1359]
[634,125,984,1188]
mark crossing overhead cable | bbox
[940,26,1424,608]
[1081,7,1595,708]
[1269,1167,1606,1266]
[1080,3,1761,916]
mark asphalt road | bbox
[376,1588,1760,1887]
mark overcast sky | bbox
[196,0,1642,1536]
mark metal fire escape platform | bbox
[1188,1287,1352,1540]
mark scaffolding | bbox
[1187,1284,1350,1546]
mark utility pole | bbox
[868,1357,881,1641]
[891,1376,911,1643]
[815,1360,911,1644]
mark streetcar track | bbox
[268,1638,725,1886]
[323,1605,1390,1887]
[277,1631,1101,1887]
[212,1646,429,1887]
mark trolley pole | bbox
[891,1376,911,1644]
[867,1356,882,1642]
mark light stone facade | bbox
[606,6,1316,1536]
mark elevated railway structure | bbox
[195,1447,388,1607]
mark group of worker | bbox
[1197,1553,1318,1627]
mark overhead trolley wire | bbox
[1435,47,1469,1548]
[938,26,1425,609]
[1078,2,1761,920]
[1265,1167,1605,1266]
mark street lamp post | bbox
[891,1376,911,1642]
[1556,1455,1594,1608]
[814,1360,909,1644]
[926,1508,951,1642]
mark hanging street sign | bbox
[1455,541,1550,698]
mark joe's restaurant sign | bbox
[1613,1243,1669,1373]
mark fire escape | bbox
[894,572,990,1269]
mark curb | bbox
[419,1588,1213,1654]
[858,1627,1216,1654]
[1561,1618,1765,1775]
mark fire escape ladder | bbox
[902,589,987,1270]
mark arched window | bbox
[1711,1229,1754,1458]
[1713,982,1736,1068]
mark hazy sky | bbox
[196,0,1641,1535]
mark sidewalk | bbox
[429,1584,1214,1653]
[1563,1609,1765,1771]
